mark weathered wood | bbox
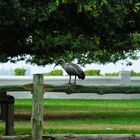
[46,134,140,140]
[1,134,140,140]
[0,84,140,94]
[0,92,7,120]
[0,94,14,135]
[5,95,14,135]
[0,135,31,140]
[44,134,140,140]
[43,84,140,94]
[0,85,31,92]
[31,74,44,140]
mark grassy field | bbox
[1,99,140,134]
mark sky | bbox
[0,58,139,75]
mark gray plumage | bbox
[54,59,85,84]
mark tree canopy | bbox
[0,0,140,65]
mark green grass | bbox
[1,99,140,134]
[15,99,140,110]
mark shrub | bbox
[84,70,101,76]
[105,72,119,76]
[44,69,63,76]
[131,71,140,76]
[14,68,26,76]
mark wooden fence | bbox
[1,74,140,140]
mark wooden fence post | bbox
[32,74,44,140]
[0,92,7,120]
[0,94,14,135]
[5,95,14,135]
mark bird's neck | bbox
[60,63,66,68]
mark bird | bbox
[54,59,85,84]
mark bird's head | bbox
[54,59,65,69]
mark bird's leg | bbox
[74,76,76,84]
[69,75,71,84]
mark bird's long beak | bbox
[53,64,58,69]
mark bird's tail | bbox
[78,72,85,80]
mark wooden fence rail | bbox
[1,74,140,140]
[1,84,140,94]
[1,134,140,140]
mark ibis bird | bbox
[54,59,85,84]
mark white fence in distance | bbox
[0,71,140,99]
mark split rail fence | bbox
[1,74,140,140]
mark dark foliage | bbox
[0,0,139,65]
